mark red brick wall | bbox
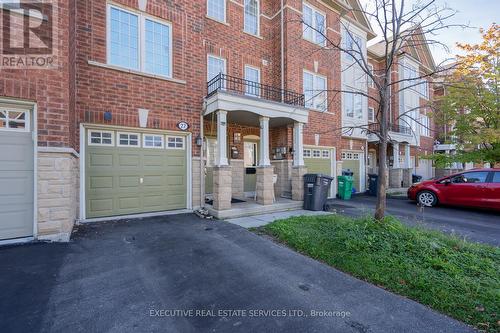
[0,0,72,147]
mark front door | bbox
[243,141,258,194]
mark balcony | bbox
[367,122,416,145]
[204,73,309,125]
[368,123,412,135]
[207,73,305,107]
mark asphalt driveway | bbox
[327,196,500,246]
[0,214,474,333]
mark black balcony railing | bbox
[368,122,412,135]
[207,73,305,107]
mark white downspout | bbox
[200,104,206,209]
[281,0,285,101]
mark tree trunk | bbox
[375,139,388,220]
[375,86,390,221]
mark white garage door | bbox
[0,107,34,240]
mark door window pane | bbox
[453,172,489,183]
[492,172,500,183]
[245,66,260,96]
[207,56,226,82]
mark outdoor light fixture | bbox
[196,136,203,147]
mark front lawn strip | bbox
[257,215,499,332]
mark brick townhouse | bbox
[0,0,435,243]
[363,30,436,189]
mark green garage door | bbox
[342,151,364,193]
[304,147,335,197]
[86,129,187,219]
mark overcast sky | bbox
[360,0,499,64]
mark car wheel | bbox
[417,191,437,207]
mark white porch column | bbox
[293,122,305,166]
[404,144,411,168]
[259,116,271,166]
[392,143,400,169]
[216,110,228,166]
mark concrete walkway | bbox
[226,210,332,228]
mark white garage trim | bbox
[0,97,37,245]
[304,145,337,198]
[78,123,193,222]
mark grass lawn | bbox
[258,214,500,332]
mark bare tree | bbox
[297,0,465,220]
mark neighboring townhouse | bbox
[0,0,376,242]
[365,30,436,189]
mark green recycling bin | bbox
[337,175,353,200]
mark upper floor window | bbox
[420,115,430,136]
[418,79,429,99]
[207,55,226,82]
[244,0,259,36]
[303,71,327,111]
[207,0,226,23]
[343,28,363,62]
[367,64,375,88]
[368,107,375,122]
[344,90,363,119]
[303,3,326,46]
[108,5,172,77]
[244,65,260,97]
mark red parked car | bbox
[408,169,500,211]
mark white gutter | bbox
[280,0,285,101]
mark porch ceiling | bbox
[204,91,309,125]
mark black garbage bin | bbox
[303,174,334,211]
[368,174,378,196]
[412,174,423,183]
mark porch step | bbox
[206,198,303,220]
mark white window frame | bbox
[303,149,311,158]
[303,70,328,112]
[368,107,375,122]
[302,2,326,47]
[107,4,173,78]
[244,65,261,97]
[312,149,321,158]
[0,108,30,132]
[88,130,115,146]
[142,134,165,149]
[207,54,227,82]
[244,0,260,36]
[167,136,185,150]
[117,132,140,147]
[420,115,431,137]
[322,150,330,158]
[367,64,375,88]
[207,0,226,23]
[342,28,363,62]
[344,88,363,119]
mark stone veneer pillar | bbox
[402,168,413,187]
[291,166,307,201]
[212,166,232,210]
[37,149,79,242]
[256,166,275,205]
[389,168,403,188]
[230,159,244,198]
